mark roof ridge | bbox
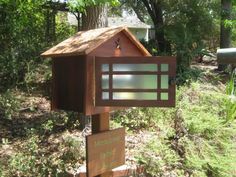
[41,26,150,57]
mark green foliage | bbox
[176,67,203,86]
[67,0,119,13]
[61,135,85,163]
[113,107,171,131]
[23,59,52,93]
[113,0,149,23]
[42,120,54,133]
[1,131,85,176]
[55,13,77,43]
[164,0,219,68]
[0,90,19,119]
[225,72,236,122]
[125,80,236,176]
[136,138,180,176]
[183,136,236,177]
[8,135,66,177]
[0,1,76,91]
[140,39,158,56]
[0,164,3,177]
[123,0,220,68]
[37,111,80,135]
[232,3,236,45]
[0,0,47,89]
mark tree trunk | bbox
[77,13,81,32]
[82,4,108,30]
[142,0,171,54]
[153,1,165,53]
[218,0,232,71]
[130,3,145,23]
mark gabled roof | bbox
[41,27,151,57]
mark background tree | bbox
[115,0,149,23]
[232,0,236,46]
[164,0,219,68]
[218,0,233,71]
[68,0,119,31]
[81,4,108,30]
[120,0,219,69]
[0,0,46,90]
[220,0,233,48]
[0,0,75,91]
[141,0,171,54]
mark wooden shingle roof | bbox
[41,27,151,57]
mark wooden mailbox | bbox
[41,27,150,115]
[42,27,176,177]
[41,27,176,116]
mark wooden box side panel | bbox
[52,56,85,112]
[84,56,119,115]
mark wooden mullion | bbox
[101,71,169,75]
[109,64,112,101]
[96,100,174,107]
[157,63,161,100]
[101,89,169,92]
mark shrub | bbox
[176,67,203,86]
[225,72,236,122]
[113,107,175,131]
[136,137,180,176]
[0,90,19,119]
[8,135,66,177]
[61,135,85,164]
[135,81,236,176]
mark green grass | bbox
[114,79,236,176]
[1,67,236,176]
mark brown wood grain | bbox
[41,27,151,58]
[49,29,152,115]
[85,31,150,115]
[86,127,125,177]
[91,113,112,177]
[92,113,110,133]
[89,31,148,57]
[51,56,85,112]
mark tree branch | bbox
[131,4,145,22]
[142,0,156,23]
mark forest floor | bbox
[1,55,236,177]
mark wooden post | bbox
[91,112,113,177]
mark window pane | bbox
[102,64,109,72]
[161,75,169,89]
[113,75,157,89]
[161,64,169,72]
[113,64,157,72]
[161,93,168,100]
[113,92,157,100]
[102,92,109,100]
[102,75,109,89]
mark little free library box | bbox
[41,27,176,115]
[42,27,176,177]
